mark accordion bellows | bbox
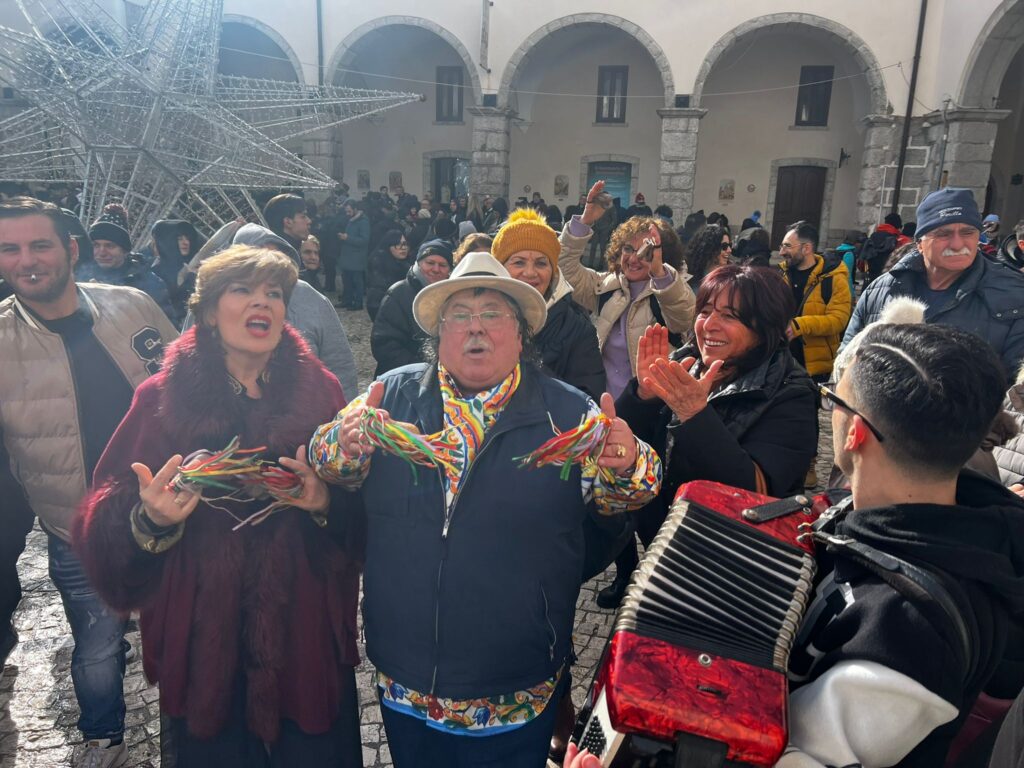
[577,481,818,766]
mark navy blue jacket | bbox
[360,363,595,698]
[842,249,1024,375]
[76,257,177,323]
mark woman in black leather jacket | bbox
[601,265,818,605]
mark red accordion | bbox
[572,481,820,767]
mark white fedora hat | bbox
[412,251,547,336]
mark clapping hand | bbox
[641,354,723,424]
[636,324,670,401]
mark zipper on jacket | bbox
[429,435,497,695]
[541,587,557,662]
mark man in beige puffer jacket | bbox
[0,197,177,768]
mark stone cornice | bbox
[657,107,708,120]
[468,105,517,119]
[921,107,1011,124]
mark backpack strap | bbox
[597,289,684,347]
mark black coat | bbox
[370,270,428,377]
[616,344,817,543]
[365,249,413,321]
[534,291,606,399]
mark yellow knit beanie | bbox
[491,208,561,268]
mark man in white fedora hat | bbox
[309,251,661,766]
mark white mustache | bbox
[462,337,492,353]
[942,247,973,257]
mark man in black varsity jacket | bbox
[779,323,1024,767]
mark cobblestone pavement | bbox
[0,304,835,767]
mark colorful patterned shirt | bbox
[310,364,661,733]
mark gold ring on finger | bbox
[615,444,626,458]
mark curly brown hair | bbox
[605,216,684,274]
[453,232,494,264]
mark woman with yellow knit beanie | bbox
[492,208,605,398]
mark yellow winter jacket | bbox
[781,254,852,378]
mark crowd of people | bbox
[0,177,1023,768]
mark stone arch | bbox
[327,16,482,103]
[958,0,1024,108]
[692,14,889,115]
[764,157,839,247]
[497,14,675,109]
[220,14,305,85]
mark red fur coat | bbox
[74,325,361,743]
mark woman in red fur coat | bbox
[75,245,363,767]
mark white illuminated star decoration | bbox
[0,0,421,238]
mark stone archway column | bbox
[857,115,901,229]
[468,106,514,200]
[933,108,1010,203]
[657,107,706,216]
[302,126,343,182]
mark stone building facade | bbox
[2,0,1022,244]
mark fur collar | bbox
[158,324,337,454]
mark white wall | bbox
[694,28,865,237]
[506,24,664,207]
[334,26,472,197]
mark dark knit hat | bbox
[416,238,454,267]
[914,187,983,239]
[89,203,132,252]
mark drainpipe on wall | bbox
[480,0,492,77]
[316,0,324,85]
[891,0,928,213]
[934,96,951,189]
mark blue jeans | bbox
[48,535,127,740]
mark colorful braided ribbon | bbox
[516,412,613,481]
[358,407,461,482]
[171,436,304,528]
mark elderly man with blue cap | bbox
[842,188,1024,374]
[308,251,661,767]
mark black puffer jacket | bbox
[370,267,428,377]
[616,343,817,543]
[534,275,606,398]
[365,249,413,321]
